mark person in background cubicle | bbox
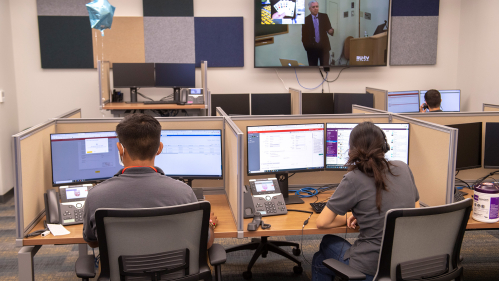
[302,0,334,66]
[420,89,442,112]
[83,114,218,248]
[312,122,420,281]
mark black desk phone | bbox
[44,185,91,226]
[243,178,287,218]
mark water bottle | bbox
[364,31,368,37]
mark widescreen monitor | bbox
[420,90,461,112]
[51,131,120,186]
[302,93,334,114]
[247,123,324,175]
[325,123,410,170]
[333,93,374,114]
[254,0,390,67]
[447,122,482,171]
[155,63,196,88]
[251,93,291,115]
[386,91,420,113]
[211,94,250,116]
[484,123,499,169]
[112,63,155,88]
[156,130,223,179]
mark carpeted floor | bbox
[1,196,498,280]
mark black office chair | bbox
[75,201,226,281]
[323,198,473,281]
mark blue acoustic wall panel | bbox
[390,0,440,66]
[144,17,195,63]
[38,16,94,68]
[194,17,244,68]
[143,0,194,17]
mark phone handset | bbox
[44,189,60,224]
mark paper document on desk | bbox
[47,224,70,236]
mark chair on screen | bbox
[323,198,472,281]
[75,201,226,281]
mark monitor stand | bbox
[275,172,304,205]
[181,178,204,201]
[126,87,140,103]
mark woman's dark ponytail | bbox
[346,122,394,213]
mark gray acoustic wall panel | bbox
[390,16,438,65]
[144,17,195,63]
[37,0,89,16]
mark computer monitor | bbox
[211,94,250,116]
[112,63,155,103]
[420,90,461,112]
[485,123,499,169]
[333,93,374,114]
[251,93,291,115]
[386,91,420,113]
[325,123,410,170]
[155,63,196,101]
[247,123,325,204]
[447,122,482,171]
[51,131,121,186]
[302,93,335,114]
[155,130,223,182]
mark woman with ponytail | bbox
[312,122,420,281]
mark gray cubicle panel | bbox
[289,88,302,115]
[53,108,82,119]
[354,105,459,205]
[483,103,499,112]
[366,87,387,111]
[399,111,499,191]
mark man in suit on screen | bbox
[302,0,334,66]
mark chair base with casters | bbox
[225,236,303,280]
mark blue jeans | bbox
[312,235,374,281]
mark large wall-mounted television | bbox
[254,0,391,68]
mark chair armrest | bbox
[208,243,226,266]
[323,258,366,280]
[75,254,96,278]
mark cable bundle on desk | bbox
[470,170,499,189]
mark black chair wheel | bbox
[292,248,301,256]
[243,271,252,279]
[293,266,303,275]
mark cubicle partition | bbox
[98,60,111,109]
[13,114,246,244]
[366,87,387,111]
[289,88,302,115]
[483,103,499,112]
[54,108,82,119]
[401,111,499,185]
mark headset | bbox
[377,125,390,153]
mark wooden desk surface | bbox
[243,192,358,237]
[23,194,237,246]
[102,102,206,110]
[462,188,499,230]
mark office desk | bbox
[243,192,358,237]
[19,194,237,281]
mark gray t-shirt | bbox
[83,166,198,242]
[326,161,419,276]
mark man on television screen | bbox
[302,0,334,66]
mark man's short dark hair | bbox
[116,114,161,160]
[424,89,441,109]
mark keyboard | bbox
[143,100,177,104]
[454,190,468,202]
[310,202,327,213]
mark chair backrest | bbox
[95,201,211,281]
[374,199,472,281]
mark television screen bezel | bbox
[253,0,391,68]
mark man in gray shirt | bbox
[83,114,218,248]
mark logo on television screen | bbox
[356,56,370,62]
